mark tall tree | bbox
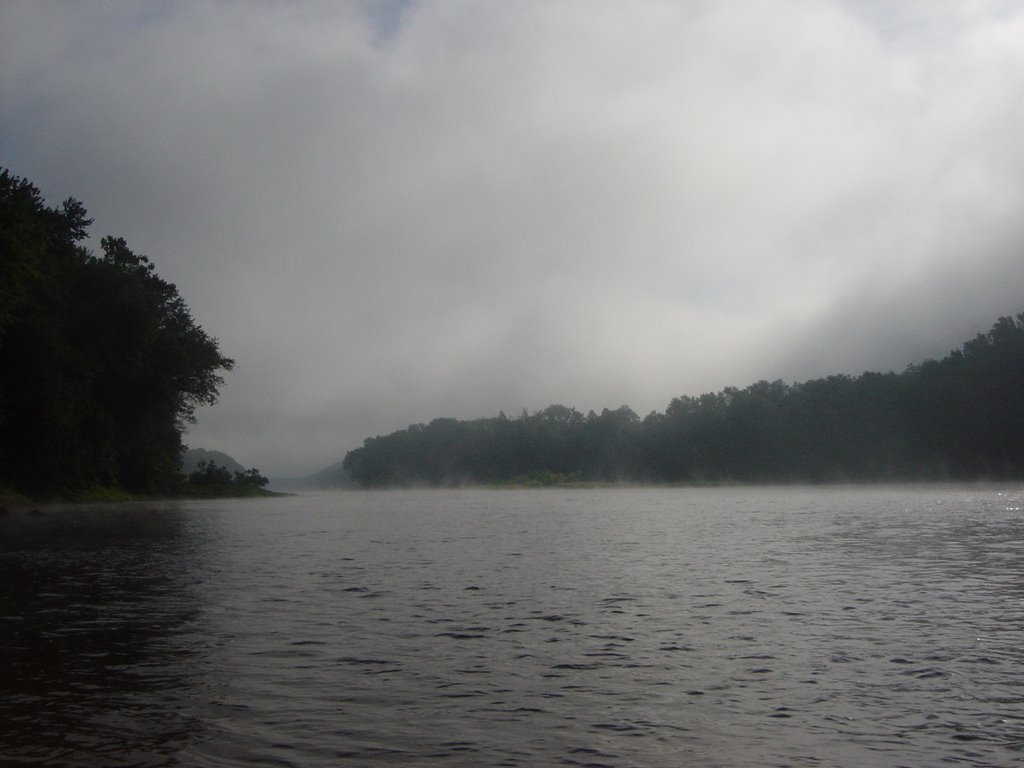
[0,169,233,495]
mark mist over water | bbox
[2,487,1023,766]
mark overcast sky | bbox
[3,1,1024,476]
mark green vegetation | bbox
[495,470,584,488]
[180,460,273,497]
[181,447,246,476]
[0,485,33,506]
[343,314,1024,487]
[0,168,250,500]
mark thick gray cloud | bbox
[3,1,1024,475]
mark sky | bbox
[3,1,1024,477]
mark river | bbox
[2,486,1022,766]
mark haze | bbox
[3,1,1023,476]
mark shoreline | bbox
[0,486,290,509]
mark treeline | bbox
[0,169,235,497]
[343,313,1024,486]
[183,460,269,497]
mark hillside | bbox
[342,313,1024,487]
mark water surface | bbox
[2,486,1023,766]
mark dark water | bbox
[2,487,1023,767]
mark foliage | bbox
[343,314,1024,487]
[187,459,235,488]
[183,460,270,497]
[497,470,583,487]
[0,169,234,496]
[234,467,270,489]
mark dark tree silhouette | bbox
[343,313,1024,487]
[0,169,233,495]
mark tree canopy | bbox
[0,169,234,496]
[343,313,1024,487]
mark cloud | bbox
[3,1,1024,474]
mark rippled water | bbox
[2,486,1023,766]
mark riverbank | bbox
[0,484,288,507]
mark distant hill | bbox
[260,461,352,492]
[341,312,1024,487]
[299,460,354,489]
[181,448,246,475]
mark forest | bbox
[343,312,1024,487]
[0,169,240,498]
[5,167,1023,496]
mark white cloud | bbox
[3,0,1024,474]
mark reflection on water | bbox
[2,488,1023,767]
[0,506,215,766]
